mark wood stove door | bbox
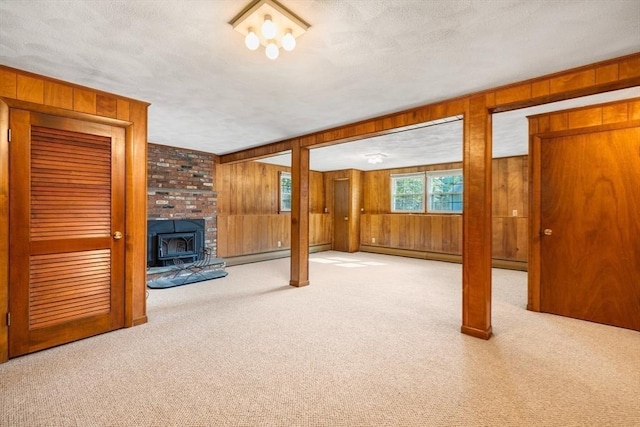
[8,110,125,357]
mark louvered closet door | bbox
[9,110,125,357]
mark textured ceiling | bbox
[1,0,639,169]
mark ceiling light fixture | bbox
[230,0,310,61]
[366,153,386,165]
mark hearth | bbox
[147,219,205,267]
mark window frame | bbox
[390,172,426,213]
[426,169,463,214]
[278,171,292,213]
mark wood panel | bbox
[30,127,112,241]
[44,82,73,110]
[0,69,17,98]
[216,160,324,215]
[128,101,148,326]
[0,101,8,363]
[17,75,44,104]
[528,98,640,133]
[216,213,330,257]
[361,214,462,254]
[360,157,526,262]
[29,250,111,329]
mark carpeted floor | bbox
[1,251,639,426]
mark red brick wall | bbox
[147,143,217,255]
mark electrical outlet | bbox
[277,241,281,248]
[512,210,518,216]
[372,237,376,244]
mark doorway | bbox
[8,110,126,357]
[529,106,640,331]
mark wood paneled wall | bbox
[216,161,329,257]
[0,65,149,362]
[492,156,528,262]
[360,157,528,262]
[216,156,528,261]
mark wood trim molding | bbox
[0,101,9,363]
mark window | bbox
[427,169,463,213]
[279,171,292,212]
[390,173,425,212]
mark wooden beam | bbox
[461,95,493,340]
[289,141,310,287]
[127,101,149,327]
[219,140,293,164]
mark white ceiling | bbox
[1,0,639,168]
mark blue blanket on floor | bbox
[147,270,228,289]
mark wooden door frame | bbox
[332,178,350,251]
[528,105,640,312]
[0,98,140,362]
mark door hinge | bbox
[6,312,9,326]
[7,129,11,142]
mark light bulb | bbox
[265,40,279,60]
[244,28,259,50]
[261,15,277,39]
[282,29,296,51]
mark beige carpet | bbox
[1,251,639,426]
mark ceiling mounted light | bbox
[261,15,277,39]
[229,0,310,60]
[244,28,260,50]
[265,40,279,60]
[281,29,296,51]
[366,153,386,165]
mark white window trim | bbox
[279,171,292,213]
[390,172,426,213]
[426,169,463,214]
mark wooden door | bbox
[8,110,125,357]
[333,179,349,252]
[536,125,640,331]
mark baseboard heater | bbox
[359,245,527,271]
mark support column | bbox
[290,141,310,287]
[461,95,493,339]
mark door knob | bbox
[344,216,348,221]
[543,229,553,236]
[113,231,123,240]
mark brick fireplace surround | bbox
[147,143,217,257]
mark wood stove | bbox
[147,219,205,267]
